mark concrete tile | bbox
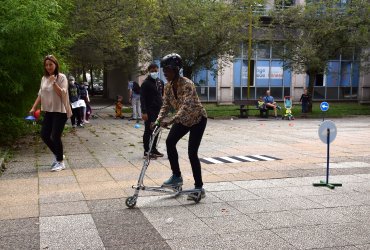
[267,196,324,210]
[228,199,282,214]
[176,191,223,205]
[203,182,241,192]
[0,194,38,207]
[0,218,39,236]
[202,214,264,233]
[252,211,308,229]
[141,205,197,223]
[0,205,39,220]
[39,214,96,232]
[39,176,77,185]
[323,223,370,245]
[249,187,297,199]
[305,194,364,207]
[150,217,216,240]
[221,229,296,249]
[356,244,370,250]
[92,209,149,227]
[87,198,128,212]
[73,168,114,182]
[0,233,39,250]
[186,202,242,218]
[273,225,353,249]
[40,229,104,250]
[330,205,370,223]
[136,195,183,208]
[97,223,163,246]
[166,234,229,250]
[211,189,260,201]
[39,191,85,204]
[292,208,354,225]
[283,185,335,196]
[39,201,89,217]
[105,241,171,250]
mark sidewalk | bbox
[1,101,370,249]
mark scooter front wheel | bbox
[125,196,137,208]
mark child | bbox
[115,95,124,119]
[299,89,310,117]
[257,96,266,110]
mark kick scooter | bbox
[125,125,202,208]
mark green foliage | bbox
[0,0,74,145]
[204,102,370,119]
[147,0,251,77]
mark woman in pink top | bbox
[30,55,70,172]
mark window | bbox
[275,0,295,9]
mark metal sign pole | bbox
[313,120,342,189]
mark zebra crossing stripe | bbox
[233,156,259,162]
[251,155,276,161]
[200,155,282,164]
[202,157,225,164]
[261,155,282,160]
[218,156,241,163]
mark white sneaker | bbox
[51,155,65,168]
[51,162,65,172]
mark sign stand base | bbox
[313,180,342,189]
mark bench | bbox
[234,100,269,118]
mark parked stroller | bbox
[281,96,294,120]
[125,125,203,208]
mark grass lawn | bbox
[204,102,370,119]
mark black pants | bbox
[143,109,160,153]
[166,116,207,188]
[41,112,67,161]
[71,107,83,126]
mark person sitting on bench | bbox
[263,90,281,119]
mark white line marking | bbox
[203,157,225,164]
[235,156,259,162]
[252,155,275,161]
[219,157,241,163]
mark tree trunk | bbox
[307,70,316,113]
[82,67,87,83]
[89,68,94,96]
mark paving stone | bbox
[272,225,353,249]
[39,214,96,233]
[323,223,370,246]
[203,181,241,192]
[97,223,163,247]
[228,199,282,214]
[141,206,197,222]
[201,214,264,233]
[252,210,308,229]
[185,202,242,218]
[92,209,149,227]
[211,189,260,201]
[87,198,128,212]
[305,194,364,207]
[221,229,296,249]
[0,218,39,236]
[40,229,104,250]
[39,191,85,204]
[0,233,39,250]
[150,217,216,240]
[166,234,230,250]
[39,200,89,217]
[105,241,171,250]
[291,208,354,225]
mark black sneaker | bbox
[187,188,206,200]
[143,152,157,159]
[152,149,164,157]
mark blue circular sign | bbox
[320,102,329,112]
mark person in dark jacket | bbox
[140,63,165,158]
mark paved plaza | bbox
[1,100,370,249]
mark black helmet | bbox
[160,53,182,69]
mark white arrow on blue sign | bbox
[320,102,329,112]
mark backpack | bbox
[132,81,141,95]
[79,85,87,98]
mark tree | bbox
[143,0,260,78]
[269,0,370,111]
[0,0,73,144]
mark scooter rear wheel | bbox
[125,196,137,208]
